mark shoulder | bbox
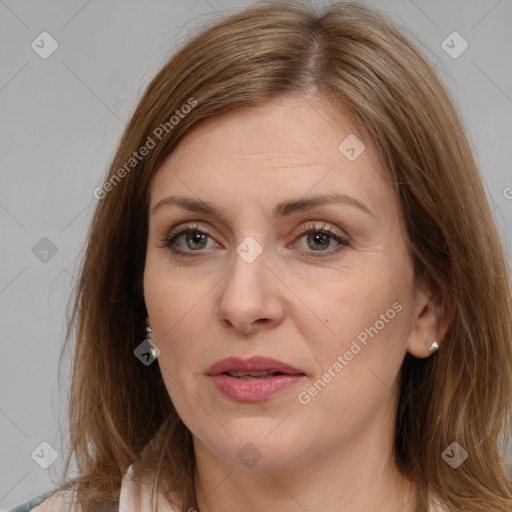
[10,465,179,512]
[8,490,78,512]
[11,488,118,512]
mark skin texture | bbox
[143,94,448,512]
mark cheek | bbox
[300,255,413,368]
[296,278,411,430]
[143,263,215,369]
[144,269,210,416]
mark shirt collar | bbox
[119,463,179,512]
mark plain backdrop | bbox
[1,0,511,509]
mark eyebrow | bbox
[150,193,374,219]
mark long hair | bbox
[51,2,512,511]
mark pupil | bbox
[186,232,207,250]
[308,232,329,250]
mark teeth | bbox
[228,371,275,378]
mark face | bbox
[143,94,429,471]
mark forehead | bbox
[164,95,365,166]
[149,95,393,221]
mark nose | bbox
[216,243,286,335]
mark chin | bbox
[195,427,301,470]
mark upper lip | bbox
[207,356,306,376]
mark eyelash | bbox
[161,222,350,259]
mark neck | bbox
[191,401,418,512]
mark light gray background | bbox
[1,0,511,509]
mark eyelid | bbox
[160,220,350,258]
[161,221,346,244]
[158,222,218,249]
[294,221,347,240]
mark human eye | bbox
[160,221,350,259]
[161,223,220,258]
[291,222,350,258]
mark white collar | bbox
[119,464,179,512]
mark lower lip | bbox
[209,374,305,402]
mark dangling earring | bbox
[143,317,160,360]
[428,341,439,354]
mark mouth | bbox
[207,356,306,402]
[207,356,306,377]
[223,370,297,379]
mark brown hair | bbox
[51,1,512,511]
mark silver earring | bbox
[145,317,152,338]
[143,318,159,359]
[428,341,439,353]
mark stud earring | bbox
[145,316,152,338]
[428,341,439,354]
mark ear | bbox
[406,277,453,358]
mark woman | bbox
[10,1,512,511]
